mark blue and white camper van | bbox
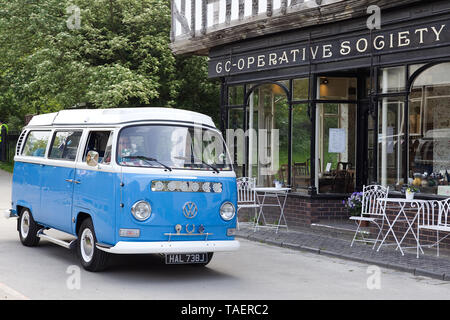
[8,108,239,271]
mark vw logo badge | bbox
[182,202,198,219]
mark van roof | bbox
[26,107,216,128]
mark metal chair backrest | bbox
[237,177,257,205]
[419,199,441,228]
[361,185,389,216]
[438,198,450,228]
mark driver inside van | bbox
[118,136,133,164]
[118,135,145,166]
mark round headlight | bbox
[220,202,235,221]
[131,201,152,221]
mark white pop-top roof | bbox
[26,107,216,128]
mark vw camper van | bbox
[7,108,239,271]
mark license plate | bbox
[165,253,208,265]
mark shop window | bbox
[292,104,311,193]
[379,66,406,93]
[316,77,357,194]
[408,62,450,196]
[319,77,357,100]
[293,78,309,101]
[228,108,245,177]
[378,97,405,190]
[246,83,289,187]
[409,64,426,78]
[317,103,357,193]
[228,86,245,105]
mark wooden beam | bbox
[171,0,424,55]
[226,0,231,24]
[252,0,258,16]
[190,0,196,38]
[201,0,207,35]
[267,0,273,17]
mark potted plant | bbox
[405,185,419,200]
[344,192,365,223]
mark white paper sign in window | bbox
[328,128,347,153]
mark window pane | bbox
[85,131,114,163]
[22,131,50,157]
[379,66,406,93]
[319,77,357,100]
[49,131,82,161]
[227,108,245,176]
[409,62,450,196]
[118,126,232,171]
[293,78,309,100]
[228,86,244,105]
[292,104,311,193]
[248,84,288,187]
[317,103,357,193]
[378,97,405,190]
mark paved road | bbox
[1,169,450,300]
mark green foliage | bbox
[0,0,220,130]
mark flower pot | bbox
[405,191,415,200]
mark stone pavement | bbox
[235,223,450,281]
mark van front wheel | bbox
[77,218,109,272]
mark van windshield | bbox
[117,125,233,171]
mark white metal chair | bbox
[350,185,389,249]
[236,177,261,230]
[418,198,450,257]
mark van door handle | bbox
[65,179,81,184]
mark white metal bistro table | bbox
[252,187,290,233]
[376,198,429,257]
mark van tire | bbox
[18,208,40,247]
[77,218,109,272]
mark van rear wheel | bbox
[77,218,109,272]
[18,208,40,247]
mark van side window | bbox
[49,131,82,161]
[83,131,113,165]
[22,131,51,157]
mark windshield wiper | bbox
[121,155,172,171]
[174,156,220,173]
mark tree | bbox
[0,0,220,131]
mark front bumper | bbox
[96,240,240,254]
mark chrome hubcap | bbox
[20,211,30,238]
[80,228,94,263]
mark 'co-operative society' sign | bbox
[208,21,449,78]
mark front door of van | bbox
[40,130,82,233]
[72,130,117,245]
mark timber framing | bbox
[170,0,423,56]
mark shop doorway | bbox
[315,76,360,194]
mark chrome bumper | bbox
[96,240,240,254]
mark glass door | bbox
[316,77,358,194]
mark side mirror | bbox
[86,150,99,167]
